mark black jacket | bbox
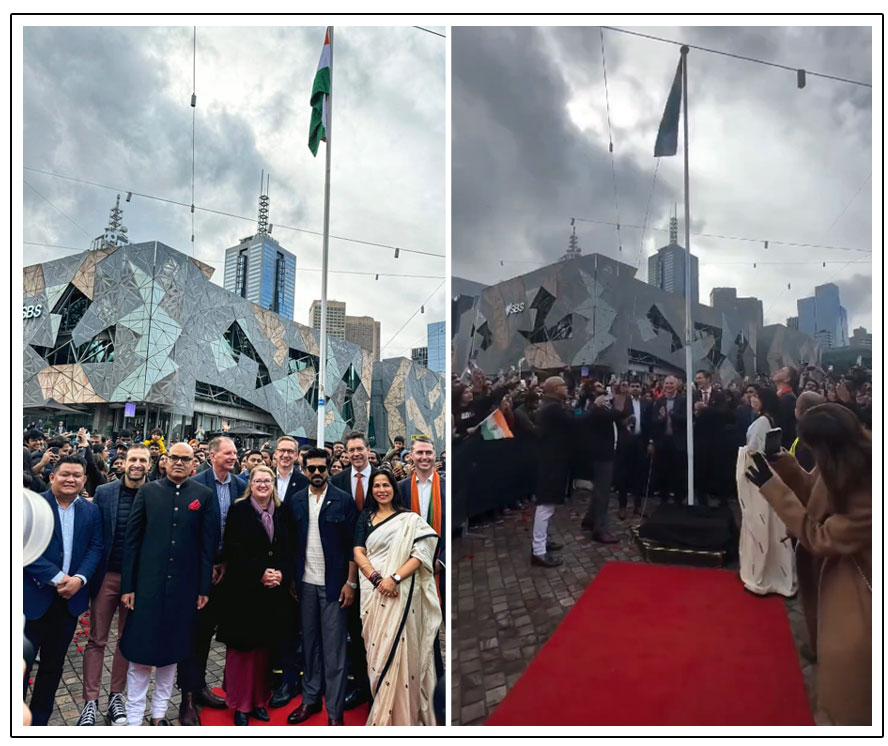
[650,395,688,451]
[572,405,623,477]
[216,498,297,651]
[534,397,575,505]
[120,477,218,667]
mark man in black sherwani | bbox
[119,442,218,726]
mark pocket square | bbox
[188,499,201,511]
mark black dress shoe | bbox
[530,552,563,568]
[196,686,227,709]
[269,682,297,709]
[546,539,563,551]
[288,701,322,724]
[328,717,344,725]
[343,687,370,710]
[592,532,619,544]
[250,707,270,722]
[580,519,596,532]
[178,692,201,726]
[234,711,249,726]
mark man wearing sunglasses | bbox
[283,448,358,726]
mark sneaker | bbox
[107,692,127,726]
[77,699,99,726]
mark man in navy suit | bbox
[650,375,688,503]
[24,455,103,726]
[77,444,151,726]
[328,431,372,709]
[616,378,654,519]
[397,435,446,677]
[284,448,358,726]
[175,436,245,724]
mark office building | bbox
[427,320,446,372]
[647,217,699,305]
[412,346,428,367]
[345,315,381,362]
[797,283,849,348]
[850,326,872,348]
[309,299,346,339]
[223,234,296,320]
[710,288,764,329]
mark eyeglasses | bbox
[252,479,274,486]
[166,454,193,463]
[305,464,328,474]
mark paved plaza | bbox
[452,495,817,726]
[31,612,445,727]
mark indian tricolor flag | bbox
[479,409,514,440]
[308,28,332,157]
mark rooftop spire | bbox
[257,170,270,235]
[90,194,129,250]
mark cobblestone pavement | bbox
[31,611,446,727]
[452,495,816,726]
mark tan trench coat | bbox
[761,454,871,726]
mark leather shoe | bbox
[178,692,202,726]
[250,707,270,722]
[545,539,563,551]
[592,532,619,544]
[234,711,249,726]
[343,688,369,711]
[530,552,563,568]
[580,519,596,532]
[328,717,344,725]
[287,701,322,724]
[269,682,297,709]
[196,686,227,709]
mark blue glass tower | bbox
[427,320,446,372]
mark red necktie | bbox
[354,472,364,511]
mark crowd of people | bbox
[452,360,872,725]
[23,425,445,727]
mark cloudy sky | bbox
[21,24,445,358]
[452,25,875,331]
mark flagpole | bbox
[681,45,695,506]
[316,25,333,447]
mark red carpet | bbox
[199,688,369,726]
[487,562,813,726]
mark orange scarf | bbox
[411,471,443,604]
[410,471,441,537]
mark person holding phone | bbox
[735,386,796,597]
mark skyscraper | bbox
[427,320,446,373]
[647,216,699,305]
[345,315,381,362]
[797,283,849,348]
[309,299,346,339]
[222,175,296,319]
[411,346,428,367]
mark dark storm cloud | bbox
[452,27,681,283]
[452,25,873,330]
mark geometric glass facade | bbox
[23,241,443,445]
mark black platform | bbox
[635,503,738,567]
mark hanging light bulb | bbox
[764,240,768,249]
[787,283,791,290]
[375,273,379,280]
[394,248,400,259]
[822,262,826,268]
[753,263,757,268]
[420,305,425,314]
[126,192,132,202]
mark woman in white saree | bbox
[353,469,442,726]
[736,386,796,597]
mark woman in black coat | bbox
[216,465,297,725]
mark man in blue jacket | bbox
[24,455,103,726]
[284,448,358,726]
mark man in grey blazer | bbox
[76,444,151,727]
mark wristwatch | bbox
[347,581,358,589]
[391,573,402,585]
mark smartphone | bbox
[764,428,783,456]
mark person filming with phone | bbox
[745,403,871,726]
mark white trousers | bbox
[125,662,176,725]
[532,504,557,556]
